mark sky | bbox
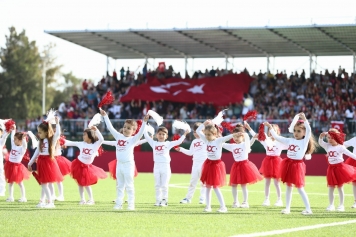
[1,0,356,83]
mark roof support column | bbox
[106,56,109,76]
[225,56,228,70]
[353,54,356,74]
[267,55,270,74]
[309,54,313,77]
[184,56,188,76]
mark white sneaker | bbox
[36,201,46,208]
[113,204,123,210]
[199,198,205,204]
[262,199,270,206]
[274,200,283,207]
[217,206,228,213]
[154,201,160,206]
[351,202,356,208]
[180,198,191,204]
[281,209,290,214]
[232,202,240,208]
[326,205,335,211]
[43,203,55,208]
[240,202,249,208]
[18,198,27,203]
[86,200,95,205]
[301,210,313,215]
[204,206,212,212]
[78,200,86,205]
[127,204,135,211]
[55,196,64,201]
[6,197,14,202]
[159,199,168,207]
[336,205,345,212]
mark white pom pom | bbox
[147,110,163,126]
[45,109,57,124]
[0,119,6,131]
[88,113,103,128]
[305,154,312,160]
[212,109,227,126]
[146,124,155,135]
[172,120,191,133]
[28,131,38,149]
[288,114,300,133]
[244,98,253,107]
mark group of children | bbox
[1,110,356,215]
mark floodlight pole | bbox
[353,53,356,74]
[225,56,228,70]
[184,56,188,75]
[267,55,270,73]
[309,55,313,76]
[42,62,46,115]
[106,56,109,75]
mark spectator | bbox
[120,67,125,80]
[82,79,88,95]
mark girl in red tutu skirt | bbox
[319,129,356,212]
[223,124,263,209]
[4,125,30,202]
[197,120,238,213]
[245,122,288,207]
[343,136,356,208]
[64,126,106,205]
[28,115,63,208]
[264,113,318,215]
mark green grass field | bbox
[0,174,356,237]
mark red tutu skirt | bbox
[108,159,138,180]
[4,161,30,184]
[37,155,64,183]
[71,159,107,186]
[259,155,282,179]
[55,155,71,176]
[345,157,356,182]
[279,158,306,188]
[200,159,226,188]
[327,162,356,187]
[230,160,263,185]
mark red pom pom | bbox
[97,146,104,156]
[172,134,181,149]
[59,134,66,147]
[5,119,15,132]
[258,124,266,141]
[32,172,41,185]
[243,110,257,121]
[22,149,30,161]
[221,121,235,133]
[133,120,143,136]
[328,131,345,145]
[98,91,114,108]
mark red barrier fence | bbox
[93,151,329,176]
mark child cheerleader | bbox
[264,112,318,215]
[245,122,288,206]
[4,125,30,202]
[222,124,263,208]
[343,136,356,208]
[144,126,188,207]
[0,123,10,196]
[28,116,63,208]
[177,122,207,205]
[64,126,106,205]
[319,129,356,211]
[197,120,237,213]
[101,108,149,210]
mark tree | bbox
[0,27,62,119]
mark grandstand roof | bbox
[45,24,356,59]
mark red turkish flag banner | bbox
[331,121,344,132]
[120,73,253,106]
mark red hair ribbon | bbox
[328,131,345,145]
[258,124,266,141]
[221,121,235,133]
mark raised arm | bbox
[135,139,147,146]
[20,136,28,157]
[131,115,149,144]
[64,139,81,148]
[264,122,290,145]
[102,140,117,146]
[28,131,38,149]
[179,142,194,156]
[92,128,104,150]
[168,134,187,149]
[318,133,328,151]
[11,128,15,147]
[243,133,251,153]
[196,123,208,143]
[101,109,120,139]
[0,131,9,147]
[28,148,39,168]
[344,137,356,148]
[341,146,356,160]
[143,129,155,148]
[222,143,234,152]
[52,119,61,147]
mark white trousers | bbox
[115,161,135,206]
[0,158,5,194]
[185,161,205,200]
[154,163,171,202]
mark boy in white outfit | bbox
[144,126,188,206]
[176,122,207,204]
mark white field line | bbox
[231,219,356,237]
[168,184,354,196]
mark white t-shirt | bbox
[8,130,27,164]
[319,138,356,164]
[222,133,250,162]
[179,138,207,163]
[249,130,288,156]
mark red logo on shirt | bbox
[194,142,202,147]
[155,145,165,151]
[10,150,19,156]
[41,142,47,149]
[233,148,242,154]
[288,145,299,152]
[207,145,216,152]
[82,148,93,155]
[267,146,276,152]
[328,151,338,157]
[117,140,127,146]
